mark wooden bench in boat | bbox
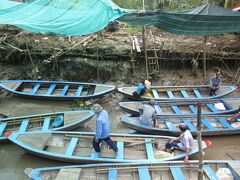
[203,165,218,180]
[138,166,151,180]
[55,168,81,180]
[170,166,185,180]
[108,168,117,180]
[0,122,7,136]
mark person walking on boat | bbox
[133,79,151,99]
[209,72,221,96]
[92,104,118,153]
[165,123,193,164]
[139,99,157,126]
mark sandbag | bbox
[214,103,226,111]
[155,151,173,159]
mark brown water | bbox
[0,94,239,180]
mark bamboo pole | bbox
[203,36,207,83]
[197,101,204,180]
[142,0,149,80]
[96,32,100,83]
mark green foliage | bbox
[149,70,160,81]
[125,26,142,35]
[72,100,91,110]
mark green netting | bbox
[119,4,240,35]
[0,0,131,36]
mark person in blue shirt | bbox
[92,104,118,153]
[133,79,151,99]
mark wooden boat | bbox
[26,160,240,180]
[0,80,115,100]
[118,85,237,101]
[8,131,209,164]
[122,115,240,136]
[119,98,240,116]
[0,110,94,143]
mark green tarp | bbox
[0,0,130,36]
[118,4,240,35]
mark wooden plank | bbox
[183,120,197,131]
[218,118,233,129]
[18,119,29,132]
[165,121,177,131]
[145,139,155,160]
[170,166,185,180]
[171,106,183,115]
[189,105,197,114]
[152,89,160,99]
[31,84,41,94]
[65,138,78,156]
[203,165,218,180]
[55,168,81,180]
[42,117,51,131]
[75,85,83,96]
[193,89,202,98]
[46,84,56,95]
[180,90,189,98]
[61,85,69,96]
[116,141,124,160]
[154,105,163,115]
[108,168,117,180]
[201,119,216,130]
[206,104,218,112]
[0,122,7,136]
[167,90,175,99]
[138,166,151,180]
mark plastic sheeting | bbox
[118,4,240,35]
[0,0,131,36]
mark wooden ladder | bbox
[146,31,159,72]
[129,36,141,75]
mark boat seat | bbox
[154,105,163,115]
[0,122,7,136]
[61,85,69,96]
[206,104,218,112]
[183,120,197,131]
[152,89,160,99]
[201,119,216,130]
[55,168,81,180]
[218,118,233,129]
[203,165,218,180]
[145,139,155,160]
[220,100,232,110]
[65,138,78,156]
[46,84,56,95]
[171,106,182,115]
[91,150,100,159]
[116,141,124,160]
[42,117,51,131]
[18,119,29,132]
[167,91,175,99]
[31,84,41,94]
[138,166,151,180]
[189,105,197,114]
[170,166,185,180]
[108,168,117,180]
[165,121,177,131]
[180,90,189,98]
[75,85,83,96]
[193,89,202,98]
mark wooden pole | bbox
[96,32,100,83]
[197,101,204,180]
[142,0,149,80]
[203,36,207,84]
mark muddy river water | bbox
[0,94,239,180]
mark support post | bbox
[142,0,149,80]
[203,36,207,84]
[96,32,100,83]
[197,101,203,180]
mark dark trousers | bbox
[165,140,181,151]
[92,136,118,152]
[209,87,219,96]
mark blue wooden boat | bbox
[118,85,237,101]
[8,131,209,164]
[119,98,240,116]
[0,80,115,100]
[122,115,240,136]
[26,160,240,180]
[0,110,94,143]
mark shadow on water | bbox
[0,93,239,180]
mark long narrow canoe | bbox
[122,115,240,136]
[8,131,209,164]
[26,160,240,180]
[119,98,240,116]
[0,80,115,100]
[118,85,237,101]
[0,110,94,143]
